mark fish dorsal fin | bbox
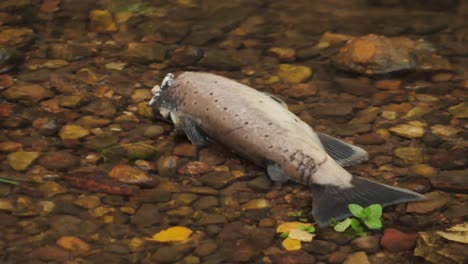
[317,133,368,167]
[263,92,288,108]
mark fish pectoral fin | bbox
[179,114,207,147]
[266,160,289,183]
[310,176,427,227]
[263,92,288,109]
[317,133,368,167]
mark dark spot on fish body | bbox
[268,122,272,125]
[244,122,248,125]
[210,92,213,95]
[224,107,227,111]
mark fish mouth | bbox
[148,73,175,107]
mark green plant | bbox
[288,210,309,222]
[332,204,383,236]
[0,177,19,185]
[299,225,315,233]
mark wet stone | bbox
[193,196,218,210]
[430,125,460,138]
[270,250,316,264]
[173,143,196,157]
[344,251,370,264]
[170,45,203,66]
[431,148,467,170]
[131,203,160,227]
[157,155,180,177]
[430,170,468,192]
[406,191,449,214]
[32,246,70,262]
[350,235,380,253]
[73,195,101,209]
[409,164,438,177]
[317,229,355,245]
[389,124,425,139]
[172,193,198,206]
[122,42,167,64]
[415,231,468,264]
[50,215,99,237]
[198,49,241,71]
[39,181,67,197]
[199,171,248,189]
[380,228,417,252]
[311,102,353,117]
[138,187,172,203]
[335,77,377,96]
[178,161,212,175]
[59,124,89,140]
[81,99,117,117]
[448,102,468,118]
[7,151,40,171]
[79,116,111,128]
[0,27,35,47]
[89,10,117,33]
[130,89,153,103]
[350,107,380,124]
[284,83,317,99]
[84,135,119,150]
[143,125,165,139]
[39,150,78,170]
[394,147,424,164]
[278,64,312,84]
[196,213,227,225]
[167,206,194,217]
[4,84,52,102]
[303,239,338,255]
[354,133,385,145]
[242,198,272,211]
[195,240,217,257]
[247,176,272,192]
[151,242,196,264]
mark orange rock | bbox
[375,79,401,90]
[177,161,212,175]
[56,236,91,253]
[0,141,22,152]
[108,164,152,183]
[173,143,195,157]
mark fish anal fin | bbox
[266,160,289,183]
[317,133,368,167]
[311,176,426,227]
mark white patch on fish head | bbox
[159,107,171,119]
[170,111,181,127]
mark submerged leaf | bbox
[282,237,301,251]
[348,204,364,218]
[276,222,313,234]
[289,229,315,242]
[147,226,193,242]
[334,218,352,232]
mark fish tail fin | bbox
[310,176,426,227]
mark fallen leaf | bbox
[282,237,301,251]
[288,229,315,242]
[146,226,193,242]
[436,222,468,244]
[276,221,313,234]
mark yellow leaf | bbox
[289,229,315,242]
[146,226,193,242]
[282,237,301,251]
[276,221,312,234]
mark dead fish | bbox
[148,72,426,226]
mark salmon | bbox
[149,71,426,226]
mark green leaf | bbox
[349,218,367,236]
[364,218,382,230]
[299,218,308,223]
[299,225,306,231]
[305,226,315,233]
[348,204,364,218]
[280,232,289,238]
[367,204,383,219]
[296,211,302,217]
[330,217,338,227]
[0,177,19,185]
[334,218,352,232]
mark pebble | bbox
[350,235,380,253]
[7,151,41,171]
[344,251,370,264]
[193,196,218,210]
[151,243,196,264]
[200,171,248,189]
[0,141,22,152]
[448,102,468,118]
[32,246,70,262]
[431,148,467,170]
[178,161,212,175]
[89,10,117,33]
[277,64,312,84]
[354,133,385,145]
[39,181,67,197]
[199,147,226,166]
[170,45,203,66]
[350,107,380,124]
[122,42,167,64]
[108,164,152,183]
[198,49,241,70]
[303,239,337,255]
[247,176,272,192]
[335,77,377,96]
[4,84,52,102]
[242,198,272,211]
[402,106,433,119]
[56,236,91,253]
[409,164,438,177]
[430,124,460,137]
[157,155,180,177]
[270,250,316,264]
[430,170,468,192]
[59,124,89,140]
[196,214,227,225]
[380,228,417,252]
[39,150,78,170]
[268,47,296,62]
[406,191,449,214]
[130,89,153,103]
[167,206,194,217]
[389,123,425,138]
[375,79,401,90]
[285,83,317,98]
[131,204,161,227]
[195,240,218,257]
[73,195,101,209]
[394,147,424,164]
[173,143,196,157]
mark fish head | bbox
[148,73,176,118]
